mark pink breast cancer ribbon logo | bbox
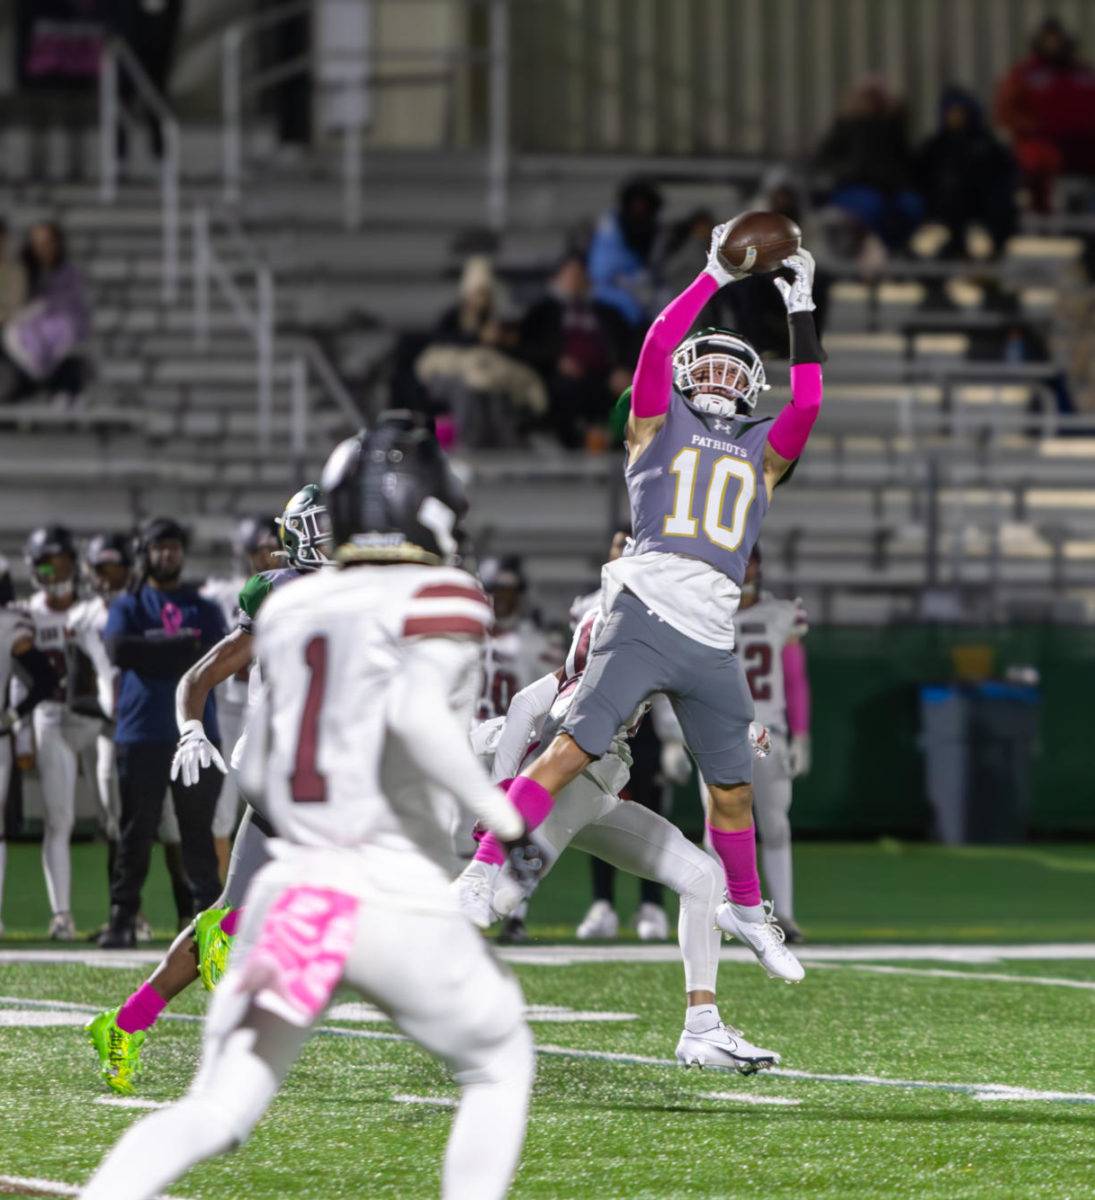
[238,887,359,1026]
[161,602,183,636]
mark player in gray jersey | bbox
[468,220,824,986]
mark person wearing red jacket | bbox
[994,17,1095,211]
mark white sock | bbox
[730,901,766,924]
[41,829,71,915]
[761,843,794,922]
[685,1003,720,1034]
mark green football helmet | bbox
[276,483,332,570]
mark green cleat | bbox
[85,1008,146,1095]
[194,906,234,991]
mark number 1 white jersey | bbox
[249,563,495,874]
[733,595,807,734]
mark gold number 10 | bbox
[663,449,757,551]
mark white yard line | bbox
[391,1094,457,1108]
[825,963,1095,991]
[4,943,1095,970]
[0,1175,185,1199]
[95,1096,169,1111]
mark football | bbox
[717,210,802,274]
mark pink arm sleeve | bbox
[631,271,719,418]
[782,640,811,736]
[767,362,823,461]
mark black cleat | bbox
[496,915,529,944]
[778,916,805,945]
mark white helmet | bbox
[672,327,769,418]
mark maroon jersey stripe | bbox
[413,583,489,605]
[403,614,489,638]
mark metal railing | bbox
[98,36,180,304]
[220,0,511,230]
[192,204,362,463]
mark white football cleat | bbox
[715,900,805,983]
[575,900,618,940]
[135,914,153,944]
[634,902,669,941]
[48,911,76,941]
[676,1022,781,1075]
[452,860,500,930]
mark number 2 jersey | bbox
[249,564,494,879]
[607,394,775,651]
[733,595,807,735]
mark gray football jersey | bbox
[628,393,772,585]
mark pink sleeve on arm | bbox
[782,640,811,736]
[631,271,719,418]
[767,362,823,461]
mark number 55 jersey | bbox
[608,399,775,651]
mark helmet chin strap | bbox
[689,391,739,418]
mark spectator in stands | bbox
[916,87,1018,259]
[0,221,90,403]
[0,219,27,325]
[994,17,1095,212]
[814,78,923,250]
[587,176,663,326]
[415,256,547,447]
[519,253,636,448]
[111,0,185,160]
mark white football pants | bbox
[211,698,245,839]
[0,735,10,921]
[538,771,724,993]
[33,703,100,915]
[81,859,535,1200]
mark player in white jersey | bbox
[475,554,554,940]
[0,556,61,938]
[81,412,538,1200]
[17,525,104,939]
[200,515,281,876]
[458,580,782,1073]
[732,546,811,940]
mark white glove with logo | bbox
[773,249,817,314]
[705,222,749,287]
[171,719,227,788]
[659,739,693,785]
[749,722,772,759]
[788,734,812,779]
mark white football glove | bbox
[0,707,19,735]
[171,719,227,788]
[773,249,816,314]
[659,739,693,785]
[749,721,772,759]
[705,222,748,287]
[788,734,812,779]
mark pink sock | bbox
[220,908,241,937]
[707,823,762,907]
[116,982,167,1034]
[474,777,555,867]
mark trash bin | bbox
[919,682,1041,844]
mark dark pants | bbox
[111,741,223,922]
[591,716,664,908]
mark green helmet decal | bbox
[276,483,332,570]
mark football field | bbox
[1,840,1094,1199]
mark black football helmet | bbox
[24,525,78,597]
[0,555,13,607]
[322,410,468,566]
[234,514,280,559]
[84,532,134,598]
